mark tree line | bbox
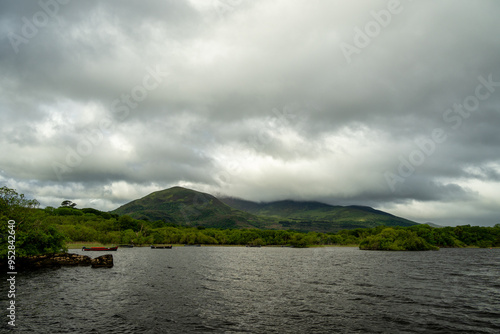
[1,187,499,257]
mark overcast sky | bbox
[1,0,499,226]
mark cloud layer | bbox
[1,0,499,226]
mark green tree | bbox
[54,207,84,216]
[60,200,77,208]
[1,187,67,257]
[359,228,438,251]
[118,215,140,231]
[0,186,40,225]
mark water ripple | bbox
[1,247,499,333]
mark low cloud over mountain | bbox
[1,0,499,226]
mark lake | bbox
[2,247,499,333]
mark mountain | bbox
[424,222,445,228]
[219,197,418,232]
[111,186,419,233]
[112,186,264,229]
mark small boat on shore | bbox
[151,245,172,249]
[82,246,118,251]
[119,244,134,248]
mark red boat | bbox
[82,246,118,251]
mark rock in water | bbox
[53,253,92,266]
[2,253,114,270]
[91,254,114,268]
[14,253,92,269]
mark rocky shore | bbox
[4,253,113,270]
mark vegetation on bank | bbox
[0,187,67,257]
[359,228,439,251]
[1,187,500,256]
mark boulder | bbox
[51,253,92,266]
[18,253,92,269]
[91,254,114,268]
[5,253,114,270]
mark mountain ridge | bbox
[218,196,418,232]
[111,186,418,232]
[112,186,264,229]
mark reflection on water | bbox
[2,247,499,333]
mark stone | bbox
[2,253,114,270]
[91,254,114,268]
[5,253,97,270]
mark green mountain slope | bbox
[111,187,263,229]
[111,186,419,233]
[219,197,418,232]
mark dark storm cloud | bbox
[1,0,499,225]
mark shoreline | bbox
[75,244,496,249]
[66,242,361,249]
[66,242,500,250]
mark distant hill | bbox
[424,222,445,228]
[111,186,419,233]
[111,186,264,229]
[219,197,418,232]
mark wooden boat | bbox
[151,245,172,249]
[82,246,118,251]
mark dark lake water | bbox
[2,247,499,333]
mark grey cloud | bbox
[1,0,499,226]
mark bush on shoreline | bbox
[1,187,67,257]
[359,228,439,251]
